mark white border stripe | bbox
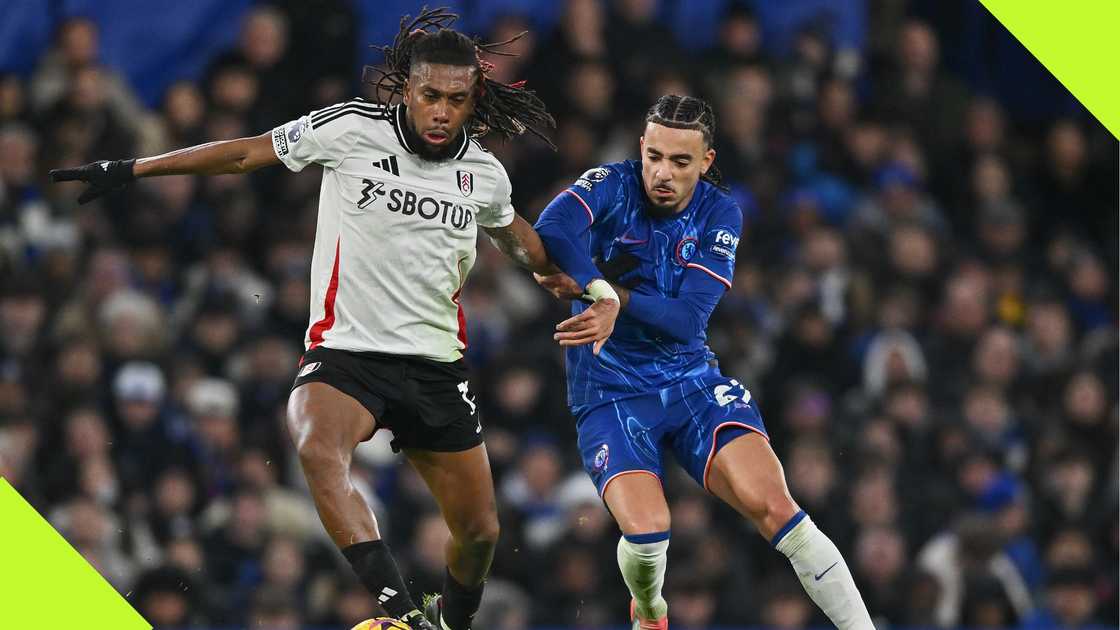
[686,263,732,289]
[564,189,595,224]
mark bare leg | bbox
[287,382,423,623]
[286,382,379,548]
[603,472,671,536]
[603,472,671,628]
[707,432,874,630]
[405,445,501,587]
[705,432,798,539]
[406,445,500,630]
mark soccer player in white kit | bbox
[50,9,619,630]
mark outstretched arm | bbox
[135,133,280,177]
[50,133,280,203]
[482,214,558,275]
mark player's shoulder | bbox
[572,160,639,194]
[459,138,506,172]
[307,97,392,132]
[696,179,743,226]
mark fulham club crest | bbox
[457,170,474,197]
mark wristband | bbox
[584,278,619,303]
[118,158,137,181]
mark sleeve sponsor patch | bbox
[707,228,739,259]
[286,119,305,144]
[272,126,289,157]
[574,166,610,191]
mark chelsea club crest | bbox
[675,237,699,265]
[593,444,609,472]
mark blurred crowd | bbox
[0,1,1116,629]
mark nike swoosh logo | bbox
[814,561,839,581]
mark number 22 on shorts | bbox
[714,379,752,407]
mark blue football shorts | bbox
[573,376,768,496]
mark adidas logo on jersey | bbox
[372,155,400,176]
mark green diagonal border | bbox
[980,0,1120,139]
[0,478,151,629]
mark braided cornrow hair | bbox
[365,6,556,148]
[645,94,727,190]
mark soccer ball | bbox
[351,618,411,630]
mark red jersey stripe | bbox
[452,288,468,347]
[451,254,469,347]
[308,237,341,349]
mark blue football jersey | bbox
[539,160,743,407]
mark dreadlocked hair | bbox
[645,94,727,190]
[365,6,556,148]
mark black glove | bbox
[49,159,136,204]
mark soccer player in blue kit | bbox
[532,95,874,630]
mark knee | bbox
[471,510,501,547]
[619,509,671,536]
[454,509,500,548]
[749,492,799,536]
[647,511,671,534]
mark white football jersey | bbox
[271,99,515,362]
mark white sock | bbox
[617,533,669,620]
[774,512,875,630]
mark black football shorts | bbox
[290,346,482,452]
